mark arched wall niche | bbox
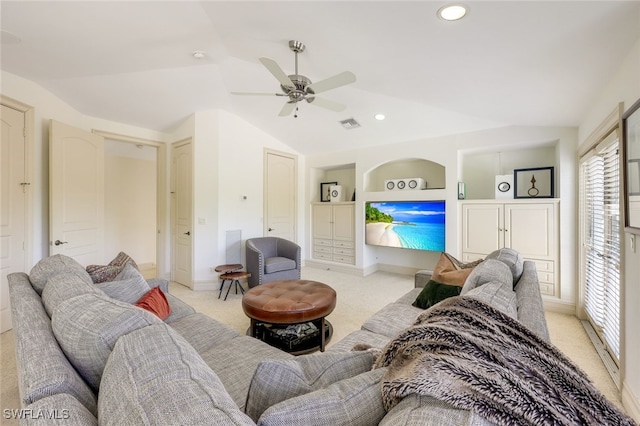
[364,157,446,193]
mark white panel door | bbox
[460,203,502,255]
[171,141,192,287]
[49,120,104,265]
[264,151,296,241]
[0,105,26,332]
[505,203,555,259]
[332,204,354,241]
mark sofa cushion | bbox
[485,248,524,284]
[29,254,92,295]
[52,292,161,390]
[86,251,138,283]
[169,312,239,353]
[361,303,423,338]
[379,394,495,426]
[412,279,462,309]
[258,368,387,426]
[264,256,296,274]
[464,281,518,319]
[41,271,102,317]
[460,259,513,295]
[431,252,483,286]
[95,264,151,304]
[9,273,98,416]
[245,351,375,421]
[326,329,392,354]
[23,393,98,426]
[99,323,255,426]
[199,336,293,411]
[135,286,171,320]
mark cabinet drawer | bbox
[313,251,333,261]
[314,245,332,254]
[537,271,555,284]
[314,239,333,247]
[539,282,555,296]
[333,255,355,264]
[462,252,486,263]
[333,240,354,249]
[527,258,554,272]
[333,247,354,256]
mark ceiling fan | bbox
[231,40,356,117]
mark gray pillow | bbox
[258,368,387,426]
[52,292,161,390]
[96,264,151,304]
[464,281,518,319]
[99,324,255,426]
[29,254,91,295]
[460,259,513,295]
[485,248,524,284]
[41,270,102,317]
[245,351,375,421]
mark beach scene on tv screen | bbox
[365,201,445,252]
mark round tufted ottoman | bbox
[242,280,336,353]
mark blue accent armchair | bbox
[245,237,301,288]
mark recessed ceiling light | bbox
[374,114,386,121]
[192,51,206,59]
[437,4,468,21]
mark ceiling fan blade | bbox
[306,71,356,94]
[279,101,297,117]
[230,91,285,96]
[259,57,296,90]
[307,96,346,112]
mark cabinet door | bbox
[504,203,555,259]
[461,203,502,255]
[332,204,355,242]
[312,204,333,239]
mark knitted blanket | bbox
[374,296,636,426]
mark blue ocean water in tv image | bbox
[393,222,446,252]
[365,200,446,252]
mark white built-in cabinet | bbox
[459,200,559,296]
[312,202,355,265]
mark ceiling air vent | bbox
[339,118,360,130]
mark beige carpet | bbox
[0,267,623,423]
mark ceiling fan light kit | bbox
[232,40,356,117]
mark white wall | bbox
[104,154,157,265]
[1,71,169,266]
[578,36,640,421]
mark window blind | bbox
[580,131,621,363]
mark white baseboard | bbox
[192,280,217,292]
[375,263,419,277]
[622,382,640,422]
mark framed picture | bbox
[623,97,640,234]
[320,181,338,202]
[513,167,554,198]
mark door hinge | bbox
[20,182,31,193]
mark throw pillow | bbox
[86,251,138,283]
[96,264,151,304]
[29,254,92,295]
[135,287,172,320]
[412,279,462,309]
[485,248,524,285]
[460,259,514,295]
[431,252,483,287]
[245,351,375,421]
[258,368,387,426]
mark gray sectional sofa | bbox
[8,248,549,425]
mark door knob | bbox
[184,231,191,236]
[268,228,274,232]
[54,240,68,246]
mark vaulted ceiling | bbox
[2,1,639,154]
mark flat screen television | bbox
[365,200,445,252]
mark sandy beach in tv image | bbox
[365,201,446,252]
